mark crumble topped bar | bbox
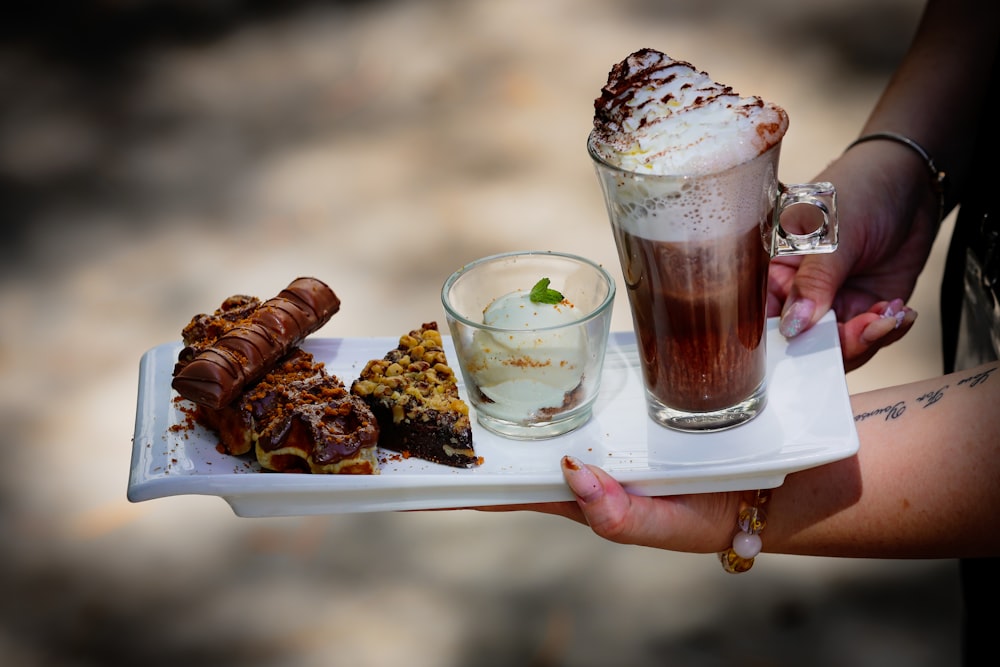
[351,323,479,468]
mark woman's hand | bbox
[767,141,936,371]
[484,455,745,554]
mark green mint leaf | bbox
[529,277,564,304]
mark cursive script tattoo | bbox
[916,386,949,407]
[957,366,996,388]
[854,364,998,423]
[854,401,906,423]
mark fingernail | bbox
[862,303,914,343]
[860,315,899,343]
[880,298,906,328]
[561,455,602,503]
[780,298,815,338]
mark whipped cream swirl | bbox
[591,49,788,175]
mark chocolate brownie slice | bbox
[351,323,478,468]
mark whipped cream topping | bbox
[591,49,788,175]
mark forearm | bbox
[767,361,1000,558]
[859,0,999,204]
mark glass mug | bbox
[589,133,838,432]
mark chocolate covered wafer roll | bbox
[171,277,340,409]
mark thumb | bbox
[559,456,732,551]
[777,250,852,338]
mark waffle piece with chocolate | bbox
[351,323,478,468]
[245,352,379,474]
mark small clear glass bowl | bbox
[441,250,616,439]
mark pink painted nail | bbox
[561,455,602,503]
[779,298,815,338]
[880,298,906,328]
[860,316,900,343]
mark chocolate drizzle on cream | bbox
[590,48,787,175]
[595,50,735,131]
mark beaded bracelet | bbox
[845,131,948,223]
[719,488,772,573]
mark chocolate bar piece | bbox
[174,294,262,376]
[171,277,340,409]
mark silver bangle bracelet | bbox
[846,131,948,223]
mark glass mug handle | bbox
[770,181,838,257]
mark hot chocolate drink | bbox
[594,103,782,425]
[613,223,769,412]
[589,49,836,431]
[590,49,837,430]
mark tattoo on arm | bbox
[853,364,998,423]
[956,366,996,388]
[855,401,906,423]
[916,386,948,406]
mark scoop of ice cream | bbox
[591,48,788,175]
[467,289,586,422]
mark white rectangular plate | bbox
[128,312,857,516]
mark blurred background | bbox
[1,0,962,665]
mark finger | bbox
[767,260,801,317]
[561,456,732,552]
[562,456,667,546]
[778,250,856,338]
[475,501,587,524]
[839,299,918,371]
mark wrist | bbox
[845,132,948,226]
